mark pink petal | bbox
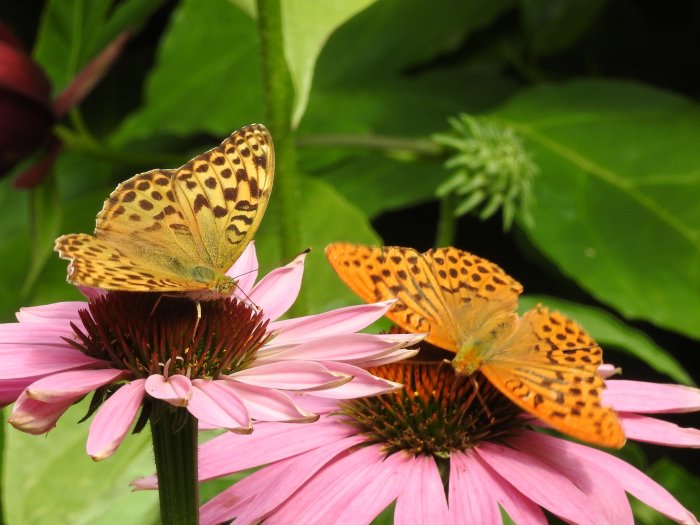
[230,382,317,422]
[0,346,107,379]
[87,379,145,461]
[199,417,356,480]
[16,301,85,323]
[351,346,421,368]
[290,394,343,415]
[0,322,75,343]
[9,391,77,434]
[203,436,366,525]
[249,252,306,322]
[27,368,127,402]
[230,361,348,391]
[267,300,396,342]
[522,431,698,525]
[267,445,403,525]
[227,242,258,296]
[604,380,700,413]
[621,413,700,447]
[262,332,413,363]
[145,374,192,407]
[448,451,501,525]
[466,452,547,525]
[0,377,35,406]
[395,455,449,525]
[302,362,401,399]
[188,379,251,432]
[476,442,599,525]
[78,286,106,300]
[513,432,633,524]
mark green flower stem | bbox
[150,402,199,525]
[297,134,443,157]
[435,194,458,248]
[256,0,307,315]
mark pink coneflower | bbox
[0,242,422,461]
[180,361,699,525]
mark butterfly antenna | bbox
[232,284,260,311]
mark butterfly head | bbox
[213,274,238,296]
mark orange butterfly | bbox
[325,243,625,448]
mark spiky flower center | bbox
[67,292,269,379]
[343,361,525,458]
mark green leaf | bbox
[111,0,264,144]
[32,0,165,91]
[302,66,519,136]
[3,403,158,525]
[318,153,445,219]
[255,174,380,312]
[520,295,694,385]
[0,181,31,321]
[314,0,516,86]
[21,176,63,300]
[33,0,113,89]
[494,80,700,340]
[631,458,700,525]
[519,0,608,56]
[298,67,519,218]
[282,0,377,126]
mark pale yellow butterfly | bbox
[55,123,274,299]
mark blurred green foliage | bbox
[1,0,698,523]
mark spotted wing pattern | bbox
[325,242,625,448]
[325,244,522,351]
[480,306,626,447]
[55,124,274,292]
[54,234,199,291]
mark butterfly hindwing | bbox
[480,306,625,447]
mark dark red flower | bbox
[0,20,129,187]
[0,21,54,177]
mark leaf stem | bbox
[297,134,442,157]
[257,0,307,315]
[150,402,199,525]
[435,194,457,248]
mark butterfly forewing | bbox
[325,244,457,346]
[95,170,208,266]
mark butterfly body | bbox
[56,124,274,298]
[326,243,626,448]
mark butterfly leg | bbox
[192,301,202,336]
[470,375,496,424]
[150,294,164,316]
